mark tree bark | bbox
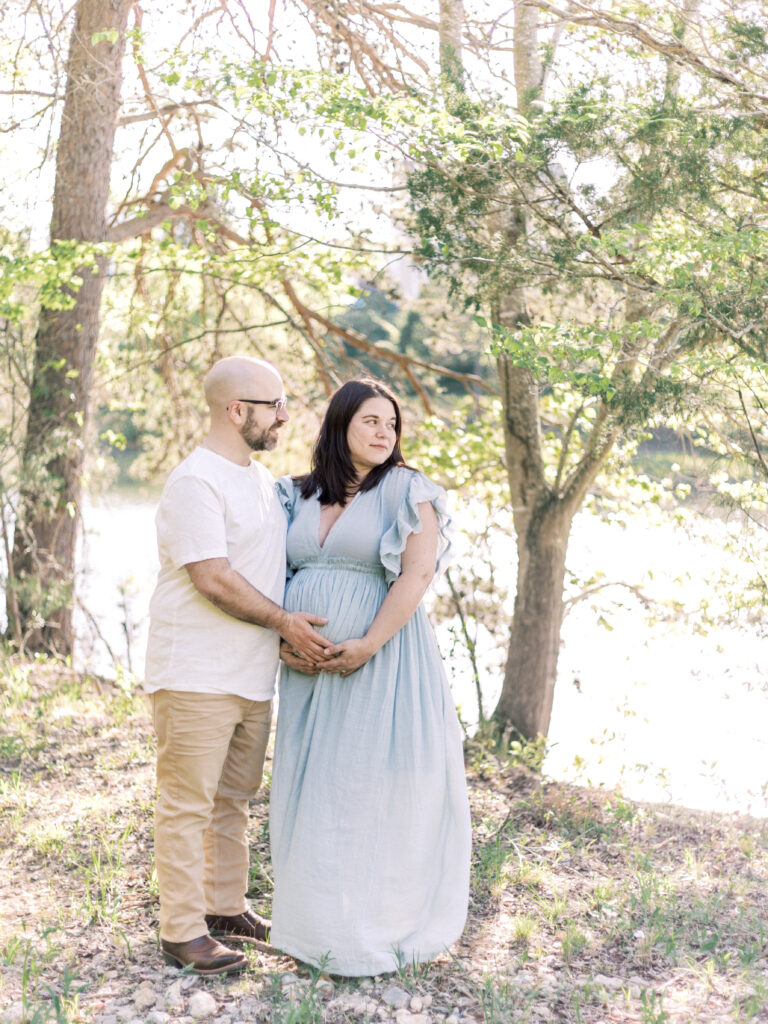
[438,0,464,84]
[9,0,133,654]
[495,495,572,738]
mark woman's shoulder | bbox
[376,465,445,505]
[276,474,312,518]
[378,464,418,494]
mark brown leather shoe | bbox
[204,908,271,944]
[161,934,247,975]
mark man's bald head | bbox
[204,357,283,416]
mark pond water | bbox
[77,488,768,818]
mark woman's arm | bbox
[322,501,439,676]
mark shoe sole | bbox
[161,951,247,975]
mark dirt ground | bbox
[2,659,768,1023]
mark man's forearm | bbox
[186,558,289,633]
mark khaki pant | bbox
[151,690,272,943]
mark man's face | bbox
[240,404,283,451]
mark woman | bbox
[269,378,471,977]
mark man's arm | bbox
[186,557,329,660]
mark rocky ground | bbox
[2,657,768,1023]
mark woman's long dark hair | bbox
[297,378,410,505]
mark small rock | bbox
[1,1004,24,1024]
[360,978,374,990]
[188,990,218,1019]
[316,977,335,998]
[382,985,411,1010]
[422,995,433,1008]
[95,1017,118,1024]
[180,977,199,992]
[116,1006,136,1021]
[445,1016,460,1024]
[593,974,624,991]
[165,979,185,1012]
[280,973,301,988]
[328,993,375,1015]
[239,998,261,1014]
[148,1013,171,1024]
[134,984,157,1011]
[410,997,423,1013]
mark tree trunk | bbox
[488,2,562,739]
[9,0,133,654]
[495,495,572,739]
[438,0,464,84]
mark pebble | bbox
[148,1013,171,1024]
[1,1004,24,1024]
[328,993,377,1015]
[165,979,185,1012]
[133,984,157,1011]
[395,1012,432,1024]
[188,991,218,1019]
[96,1017,118,1024]
[410,997,423,1012]
[116,1006,136,1021]
[593,974,625,991]
[280,973,301,988]
[382,985,411,1009]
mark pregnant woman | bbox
[269,377,471,977]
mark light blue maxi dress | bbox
[269,466,472,977]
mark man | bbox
[145,356,328,976]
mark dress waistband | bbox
[291,556,386,577]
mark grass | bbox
[2,654,768,1023]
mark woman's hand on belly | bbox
[279,641,334,675]
[321,636,377,677]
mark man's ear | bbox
[227,400,246,425]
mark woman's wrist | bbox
[360,634,381,659]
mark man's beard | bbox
[241,409,279,452]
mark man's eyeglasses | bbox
[236,397,288,412]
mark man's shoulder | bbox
[162,448,213,492]
[162,449,277,501]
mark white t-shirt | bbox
[144,447,287,700]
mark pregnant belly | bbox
[284,564,387,645]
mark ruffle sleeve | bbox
[276,475,298,522]
[379,471,452,586]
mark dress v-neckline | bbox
[317,492,359,550]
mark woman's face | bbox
[346,396,398,479]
